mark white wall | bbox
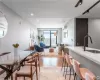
[62,19,75,46]
[0,2,37,53]
[88,19,100,49]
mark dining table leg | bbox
[5,65,14,80]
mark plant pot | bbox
[14,48,18,60]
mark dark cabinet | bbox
[75,18,88,46]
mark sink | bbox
[86,50,100,53]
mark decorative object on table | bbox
[12,43,19,60]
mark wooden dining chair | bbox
[25,52,40,72]
[15,57,38,80]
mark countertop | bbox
[66,46,100,65]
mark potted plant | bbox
[38,34,45,42]
[12,43,19,59]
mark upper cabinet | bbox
[0,11,8,38]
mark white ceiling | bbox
[1,0,100,28]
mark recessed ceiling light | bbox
[31,13,34,16]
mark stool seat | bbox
[73,60,96,80]
[16,66,36,76]
[25,61,39,66]
[25,62,35,66]
[80,68,96,80]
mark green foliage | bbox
[13,43,19,48]
[38,34,45,41]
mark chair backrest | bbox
[30,55,37,75]
[34,45,44,52]
[65,54,72,66]
[73,59,82,78]
[40,42,45,48]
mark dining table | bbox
[0,50,36,80]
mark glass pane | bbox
[43,31,50,46]
[51,33,56,47]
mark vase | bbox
[14,48,18,60]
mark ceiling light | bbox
[82,10,89,15]
[75,0,83,7]
[31,13,34,16]
[82,0,100,15]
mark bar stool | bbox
[64,54,74,80]
[73,59,96,80]
[61,53,66,71]
[61,52,72,72]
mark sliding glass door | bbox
[43,30,57,47]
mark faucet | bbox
[84,34,93,51]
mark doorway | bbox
[43,30,57,47]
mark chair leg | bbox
[64,61,66,72]
[15,74,17,80]
[24,77,25,80]
[72,67,74,75]
[63,60,66,76]
[39,64,40,72]
[61,57,64,71]
[65,66,68,79]
[36,67,38,80]
[38,57,40,72]
[11,75,13,80]
[74,73,76,80]
[31,76,33,80]
[69,67,71,80]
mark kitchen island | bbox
[65,46,100,78]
